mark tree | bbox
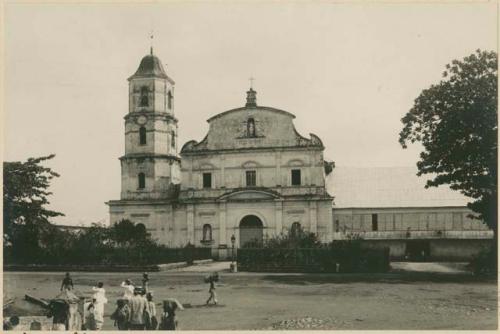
[399,50,497,236]
[111,219,149,246]
[3,155,64,243]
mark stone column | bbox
[276,151,282,186]
[325,203,333,242]
[275,199,283,235]
[187,204,195,244]
[309,201,317,234]
[219,201,227,246]
[220,155,225,188]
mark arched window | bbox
[171,131,175,148]
[138,173,146,189]
[167,91,173,109]
[139,126,147,145]
[247,118,256,137]
[291,222,301,238]
[140,86,149,107]
[202,224,212,241]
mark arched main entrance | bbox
[239,215,264,247]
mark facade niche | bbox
[202,224,212,241]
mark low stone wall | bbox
[4,259,213,272]
[361,239,492,261]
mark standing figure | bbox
[111,299,130,330]
[121,279,134,300]
[84,299,97,331]
[60,272,74,291]
[142,273,150,293]
[128,287,147,330]
[145,292,158,330]
[159,301,177,330]
[205,276,218,305]
[91,282,108,330]
[48,299,70,330]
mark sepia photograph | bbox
[2,1,498,331]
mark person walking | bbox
[110,299,130,330]
[91,282,108,330]
[60,272,74,291]
[128,287,147,330]
[205,275,218,305]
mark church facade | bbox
[107,51,333,255]
[107,51,493,260]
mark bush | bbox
[4,220,211,266]
[237,234,390,273]
[469,245,497,276]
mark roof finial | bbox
[150,30,154,55]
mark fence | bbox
[237,247,390,273]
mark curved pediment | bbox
[218,188,282,201]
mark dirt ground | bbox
[3,267,497,330]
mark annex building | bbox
[107,51,493,260]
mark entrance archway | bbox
[239,215,264,247]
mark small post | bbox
[230,234,237,272]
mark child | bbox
[110,299,130,330]
[159,300,177,330]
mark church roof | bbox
[326,166,469,208]
[128,53,174,83]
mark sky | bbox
[3,2,497,226]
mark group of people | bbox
[59,272,179,331]
[5,270,220,331]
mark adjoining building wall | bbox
[333,206,493,261]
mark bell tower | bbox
[120,49,180,200]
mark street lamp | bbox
[230,234,236,272]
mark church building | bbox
[107,50,334,257]
[107,51,493,260]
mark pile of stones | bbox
[265,316,335,330]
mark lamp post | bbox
[230,234,236,272]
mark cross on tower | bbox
[150,30,154,55]
[249,76,255,89]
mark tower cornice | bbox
[124,111,178,123]
[119,153,181,162]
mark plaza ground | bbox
[3,263,497,330]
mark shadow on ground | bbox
[260,272,497,285]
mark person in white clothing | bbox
[91,282,108,330]
[121,279,134,300]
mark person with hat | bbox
[128,287,147,330]
[91,282,108,330]
[121,279,134,300]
